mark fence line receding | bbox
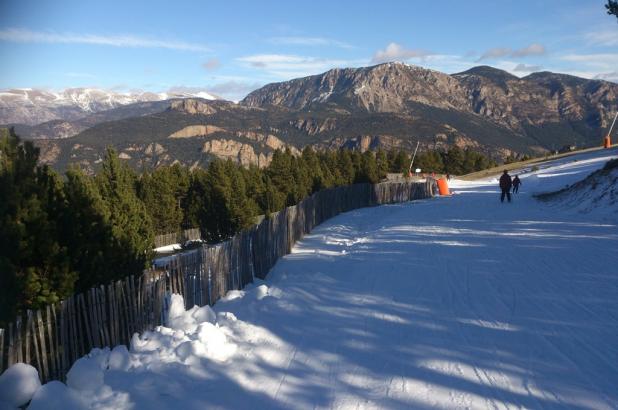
[0,180,437,382]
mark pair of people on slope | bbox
[499,171,521,202]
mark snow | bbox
[153,243,182,254]
[2,148,618,409]
[0,363,40,407]
[66,356,105,392]
[27,381,86,410]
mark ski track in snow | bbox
[6,148,618,410]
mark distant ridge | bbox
[0,87,220,126]
[3,63,616,172]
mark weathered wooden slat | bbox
[87,289,98,348]
[99,286,110,348]
[107,284,116,346]
[128,276,137,334]
[15,316,23,363]
[136,275,143,332]
[7,323,14,368]
[92,288,103,348]
[77,294,93,351]
[123,278,134,342]
[46,304,57,380]
[25,311,32,365]
[29,311,42,380]
[72,296,83,358]
[59,300,68,376]
[36,310,49,382]
[51,304,61,380]
[69,296,79,362]
[64,298,73,364]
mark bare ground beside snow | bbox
[1,148,617,410]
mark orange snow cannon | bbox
[437,178,450,196]
[604,135,611,149]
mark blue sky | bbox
[0,0,616,100]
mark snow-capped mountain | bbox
[0,87,220,125]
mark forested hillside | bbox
[0,128,496,324]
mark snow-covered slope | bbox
[1,148,617,409]
[535,158,618,221]
[0,88,219,125]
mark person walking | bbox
[499,170,512,203]
[512,175,521,194]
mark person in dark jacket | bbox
[512,175,521,194]
[499,170,512,203]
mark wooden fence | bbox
[0,180,437,382]
[154,228,201,249]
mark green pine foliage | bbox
[0,129,76,324]
[138,164,189,234]
[94,147,154,277]
[607,1,618,20]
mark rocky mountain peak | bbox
[241,62,467,113]
[454,66,520,82]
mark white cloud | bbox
[202,58,221,71]
[513,63,543,72]
[477,43,546,61]
[511,43,546,57]
[477,47,512,61]
[269,36,354,49]
[371,43,433,64]
[593,72,618,82]
[65,72,97,79]
[237,54,363,79]
[558,53,618,83]
[0,28,210,52]
[207,80,263,101]
[584,29,618,47]
[561,53,618,64]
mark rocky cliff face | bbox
[242,62,469,113]
[169,99,218,115]
[243,63,618,149]
[454,66,618,132]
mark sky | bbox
[0,0,617,101]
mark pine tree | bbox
[607,0,618,20]
[198,159,257,242]
[375,149,389,180]
[95,147,154,276]
[301,146,327,193]
[63,167,118,290]
[138,166,185,234]
[267,149,296,206]
[444,146,465,175]
[356,151,379,183]
[0,129,76,324]
[337,150,356,185]
[389,150,410,173]
[415,151,445,174]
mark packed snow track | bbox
[6,149,617,410]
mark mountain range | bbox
[0,87,219,125]
[2,63,617,173]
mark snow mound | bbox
[66,356,105,392]
[537,160,618,221]
[0,363,41,407]
[0,293,247,409]
[28,381,86,410]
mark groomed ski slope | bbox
[11,148,618,410]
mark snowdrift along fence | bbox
[0,180,437,382]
